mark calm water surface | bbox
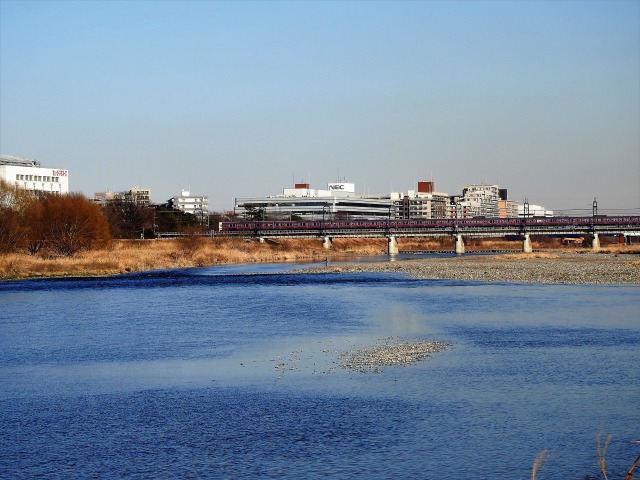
[1,260,639,479]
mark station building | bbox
[0,154,69,194]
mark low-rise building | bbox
[93,187,152,206]
[168,189,209,222]
[392,181,450,219]
[519,203,553,217]
[235,182,394,220]
[0,154,69,194]
[130,187,151,206]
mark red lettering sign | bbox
[52,170,68,177]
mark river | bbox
[1,260,639,479]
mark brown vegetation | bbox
[0,179,111,256]
[0,237,383,279]
[531,432,640,480]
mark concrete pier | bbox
[523,233,533,253]
[322,236,333,249]
[454,235,465,255]
[388,236,399,255]
[592,233,600,250]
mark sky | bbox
[1,0,639,214]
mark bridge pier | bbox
[454,235,465,255]
[523,233,533,253]
[592,233,600,250]
[388,236,399,255]
[257,237,265,243]
[322,236,333,249]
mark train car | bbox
[222,216,640,235]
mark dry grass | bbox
[531,450,551,480]
[598,431,613,480]
[0,237,389,279]
[596,244,640,254]
[397,237,526,251]
[531,433,640,480]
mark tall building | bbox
[456,184,500,217]
[0,154,69,194]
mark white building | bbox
[518,203,553,217]
[169,190,209,220]
[454,184,501,218]
[235,182,394,220]
[0,154,69,194]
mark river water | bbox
[1,260,639,479]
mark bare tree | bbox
[40,193,111,256]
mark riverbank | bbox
[0,237,387,279]
[1,236,639,283]
[301,251,640,285]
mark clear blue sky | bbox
[1,0,638,213]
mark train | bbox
[221,216,640,235]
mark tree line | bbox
[0,179,110,255]
[0,180,222,256]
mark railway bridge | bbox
[221,216,640,255]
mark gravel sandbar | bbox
[299,252,640,285]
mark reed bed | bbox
[0,237,385,279]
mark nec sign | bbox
[329,184,346,190]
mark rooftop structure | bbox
[0,154,41,168]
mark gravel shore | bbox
[298,252,640,285]
[339,338,451,373]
